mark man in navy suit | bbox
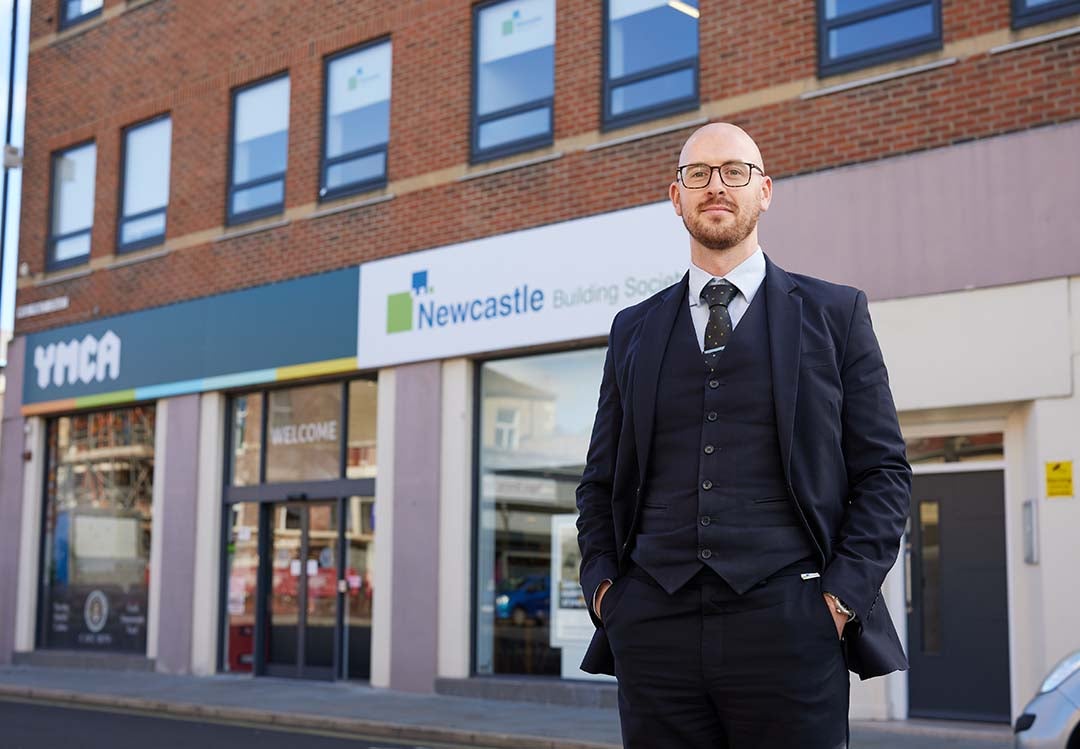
[576,123,911,748]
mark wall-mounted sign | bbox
[1046,461,1073,498]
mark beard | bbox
[680,198,760,251]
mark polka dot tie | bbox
[700,279,739,374]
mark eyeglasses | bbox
[676,162,764,189]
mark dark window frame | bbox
[57,0,103,31]
[117,113,171,254]
[601,0,700,132]
[226,71,290,227]
[470,0,556,164]
[817,0,943,78]
[1011,0,1080,29]
[46,139,96,272]
[319,37,392,203]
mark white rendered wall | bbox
[190,393,225,675]
[438,358,474,679]
[14,417,44,652]
[146,399,167,661]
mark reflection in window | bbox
[230,392,263,486]
[605,0,699,127]
[120,117,171,251]
[345,495,376,678]
[905,433,1003,465]
[222,502,259,672]
[475,348,605,676]
[61,0,103,29]
[1012,0,1080,29]
[40,406,155,652]
[49,142,97,268]
[322,41,392,199]
[347,380,378,479]
[818,0,940,76]
[265,383,342,483]
[229,75,290,224]
[918,500,941,654]
[473,0,555,160]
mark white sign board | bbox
[358,199,687,369]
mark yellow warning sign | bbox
[1045,461,1073,498]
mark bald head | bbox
[678,123,765,174]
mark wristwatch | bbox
[824,591,856,621]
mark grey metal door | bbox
[906,470,1010,722]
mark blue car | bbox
[495,575,550,626]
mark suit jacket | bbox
[576,252,912,680]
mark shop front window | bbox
[265,383,342,483]
[475,348,605,676]
[39,405,155,653]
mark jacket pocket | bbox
[752,495,789,504]
[799,346,835,369]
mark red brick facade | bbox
[15,0,1080,334]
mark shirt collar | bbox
[688,246,766,307]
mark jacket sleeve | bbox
[822,290,912,622]
[576,315,624,628]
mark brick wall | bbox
[14,0,1080,334]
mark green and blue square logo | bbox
[386,270,431,333]
[502,9,520,35]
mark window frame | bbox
[1011,0,1080,29]
[319,37,392,203]
[817,0,943,78]
[601,0,700,132]
[57,0,104,31]
[47,139,96,272]
[117,113,171,254]
[226,71,290,227]
[470,0,556,164]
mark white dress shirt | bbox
[687,245,767,352]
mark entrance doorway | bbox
[265,501,338,679]
[906,470,1011,722]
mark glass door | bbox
[265,501,338,680]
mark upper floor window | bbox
[48,141,96,270]
[1012,0,1080,28]
[472,0,555,161]
[229,74,289,225]
[321,40,392,201]
[59,0,103,30]
[603,0,699,130]
[119,115,171,252]
[818,0,942,77]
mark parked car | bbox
[1015,649,1080,748]
[494,574,550,626]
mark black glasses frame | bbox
[676,161,765,189]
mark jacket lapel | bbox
[631,271,689,487]
[764,253,802,483]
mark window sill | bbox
[990,24,1080,54]
[107,245,172,269]
[34,266,93,287]
[308,192,395,220]
[457,152,563,182]
[800,58,958,100]
[585,115,709,153]
[214,218,290,243]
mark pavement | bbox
[0,665,1015,748]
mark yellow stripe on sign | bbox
[276,357,358,381]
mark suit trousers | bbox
[601,559,850,749]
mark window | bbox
[228,74,290,225]
[48,141,96,270]
[603,0,699,130]
[322,40,392,201]
[38,406,155,652]
[1012,0,1080,29]
[472,0,555,161]
[474,348,605,677]
[59,0,103,30]
[119,116,171,252]
[818,0,942,77]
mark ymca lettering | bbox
[34,331,122,390]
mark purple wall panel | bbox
[155,394,201,673]
[760,120,1080,300]
[390,361,442,692]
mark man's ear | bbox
[670,181,683,216]
[759,175,773,212]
